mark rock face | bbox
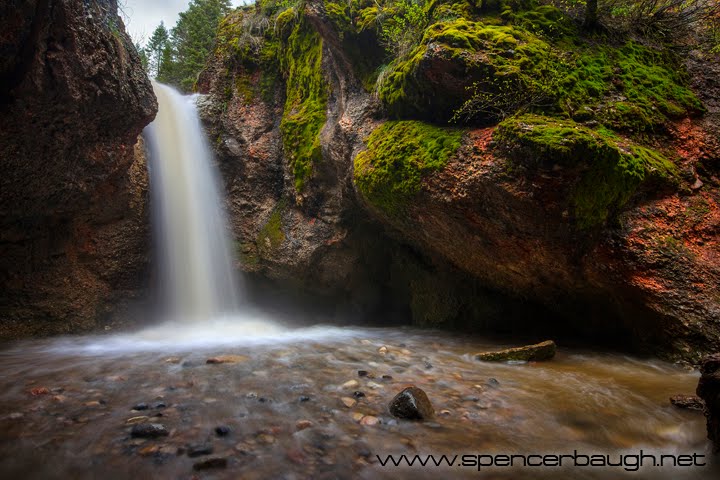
[195,1,720,363]
[669,395,705,411]
[475,340,557,362]
[0,0,156,337]
[388,386,435,420]
[697,354,720,453]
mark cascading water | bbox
[144,81,240,321]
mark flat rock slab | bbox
[389,386,434,420]
[474,340,557,362]
[670,394,705,411]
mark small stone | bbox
[30,387,50,396]
[193,456,227,470]
[486,378,501,388]
[670,395,705,411]
[381,375,393,381]
[353,391,365,398]
[357,370,369,377]
[126,416,150,424]
[341,397,357,408]
[215,425,231,436]
[296,420,313,431]
[257,434,275,445]
[245,392,258,399]
[130,423,169,438]
[206,355,249,364]
[164,357,181,364]
[187,443,213,457]
[351,412,365,422]
[153,401,167,409]
[360,415,379,426]
[367,381,383,389]
[439,409,451,416]
[389,386,435,420]
[298,395,311,402]
[83,401,101,407]
[52,395,67,403]
[378,346,388,356]
[133,403,149,411]
[138,445,161,456]
[342,380,359,389]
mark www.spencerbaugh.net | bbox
[376,450,708,472]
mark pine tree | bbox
[146,22,170,78]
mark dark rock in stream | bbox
[670,395,705,411]
[475,340,557,362]
[697,354,720,453]
[389,386,435,420]
[130,423,169,438]
[192,456,228,470]
[215,425,231,436]
[132,403,149,411]
[187,443,214,457]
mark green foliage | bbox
[156,0,232,92]
[258,201,286,251]
[494,114,679,227]
[354,121,464,212]
[279,21,328,191]
[379,0,430,58]
[146,22,169,78]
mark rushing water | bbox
[0,328,715,479]
[145,82,240,321]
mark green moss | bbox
[495,115,679,228]
[354,121,464,213]
[257,202,286,251]
[279,21,328,191]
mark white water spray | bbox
[144,82,240,321]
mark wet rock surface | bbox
[0,328,715,479]
[670,395,705,411]
[388,387,435,420]
[697,354,720,453]
[475,340,557,362]
[0,0,156,338]
[130,423,169,439]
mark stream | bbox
[0,316,715,479]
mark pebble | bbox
[353,391,365,398]
[341,397,357,408]
[360,415,379,426]
[381,375,393,381]
[351,412,365,422]
[187,443,213,457]
[357,370,369,377]
[132,403,149,411]
[296,420,313,431]
[126,416,150,424]
[130,423,169,438]
[378,346,388,356]
[206,355,249,364]
[215,425,231,436]
[367,382,383,389]
[486,378,501,388]
[342,380,359,389]
[257,434,275,445]
[192,456,227,470]
[298,395,311,403]
[83,401,101,407]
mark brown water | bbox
[0,320,715,479]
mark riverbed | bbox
[0,315,715,479]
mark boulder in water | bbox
[389,386,435,420]
[669,394,704,411]
[474,340,556,362]
[697,354,720,453]
[130,423,169,438]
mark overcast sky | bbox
[121,0,251,45]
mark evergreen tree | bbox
[146,22,170,78]
[160,0,232,92]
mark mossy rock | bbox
[257,201,286,253]
[354,120,464,213]
[494,114,679,228]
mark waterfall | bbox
[144,81,240,321]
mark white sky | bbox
[121,0,252,45]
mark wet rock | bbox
[389,386,435,420]
[132,403,149,411]
[192,456,228,470]
[358,370,369,377]
[153,401,167,409]
[187,443,213,457]
[298,395,311,403]
[381,375,393,381]
[697,354,720,453]
[126,416,150,425]
[353,391,366,398]
[296,420,313,431]
[130,423,169,438]
[341,397,357,408]
[342,380,359,389]
[257,434,276,445]
[474,340,557,362]
[351,412,365,422]
[378,346,388,356]
[360,415,379,426]
[206,355,249,364]
[215,425,231,436]
[486,378,501,388]
[670,395,705,411]
[29,387,50,396]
